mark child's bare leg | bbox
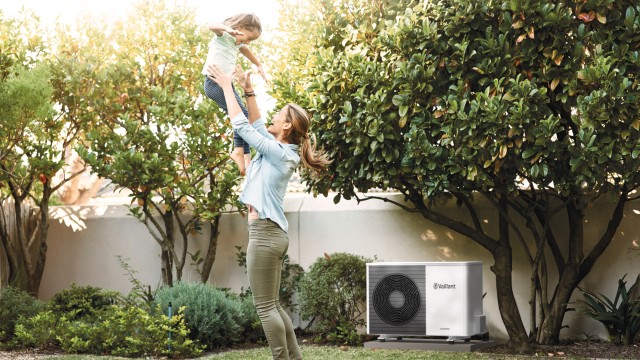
[230,147,246,176]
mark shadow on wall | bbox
[49,205,112,232]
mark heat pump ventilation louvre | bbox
[372,274,422,326]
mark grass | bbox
[202,346,599,359]
[37,345,587,360]
[204,345,488,359]
[51,348,490,360]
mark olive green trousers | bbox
[247,219,302,360]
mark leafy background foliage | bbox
[270,0,640,348]
[273,0,640,201]
[68,0,243,285]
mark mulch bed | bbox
[478,340,640,359]
[0,349,63,359]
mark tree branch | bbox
[141,205,167,246]
[580,193,627,277]
[353,194,419,213]
[453,191,483,232]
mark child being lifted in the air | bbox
[202,13,267,175]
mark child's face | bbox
[235,28,260,45]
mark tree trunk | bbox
[0,199,19,287]
[495,193,533,352]
[161,247,173,286]
[27,192,51,296]
[492,244,532,352]
[0,195,45,294]
[538,201,584,344]
[539,267,581,344]
[200,214,220,283]
[161,211,176,285]
[537,195,627,344]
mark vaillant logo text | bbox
[433,282,456,290]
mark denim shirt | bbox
[231,113,299,232]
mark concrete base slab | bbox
[364,337,499,352]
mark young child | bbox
[202,13,267,175]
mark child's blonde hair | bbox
[224,13,262,35]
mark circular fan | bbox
[372,273,421,326]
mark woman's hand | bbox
[234,65,254,92]
[233,66,261,122]
[206,64,232,89]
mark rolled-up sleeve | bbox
[231,113,286,164]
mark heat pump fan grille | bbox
[372,273,421,326]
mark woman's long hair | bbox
[223,13,262,35]
[284,103,331,176]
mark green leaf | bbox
[578,24,586,37]
[531,164,539,177]
[625,7,637,28]
[392,94,406,106]
[343,101,353,115]
[570,157,583,171]
[541,163,548,177]
[399,105,409,117]
[522,149,537,159]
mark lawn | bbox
[2,343,608,359]
[50,347,498,360]
[204,346,489,359]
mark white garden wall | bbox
[36,193,640,341]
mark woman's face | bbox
[235,28,260,45]
[268,106,292,139]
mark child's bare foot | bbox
[230,148,246,176]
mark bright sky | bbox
[2,0,281,30]
[2,0,282,112]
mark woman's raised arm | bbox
[234,67,261,124]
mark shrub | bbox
[575,273,640,345]
[48,283,121,321]
[238,294,265,343]
[63,305,202,357]
[14,306,203,357]
[13,310,58,349]
[153,281,245,349]
[298,252,374,345]
[0,286,44,347]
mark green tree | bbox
[0,10,77,295]
[272,0,640,351]
[76,0,241,285]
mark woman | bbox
[207,63,330,360]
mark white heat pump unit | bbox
[367,262,487,339]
